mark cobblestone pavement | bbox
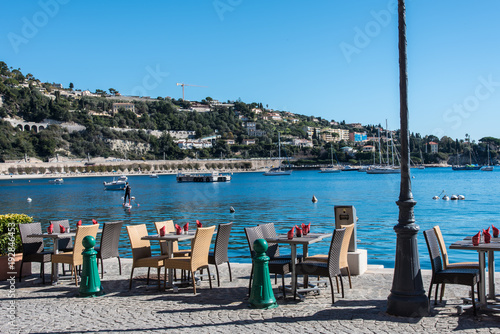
[1,259,499,334]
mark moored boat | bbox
[176,171,232,182]
[48,178,64,184]
[104,175,128,190]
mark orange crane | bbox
[176,83,207,100]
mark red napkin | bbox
[175,224,182,235]
[59,224,65,233]
[306,222,311,234]
[47,223,54,234]
[295,225,302,237]
[183,223,189,232]
[301,223,307,235]
[287,226,295,240]
[159,226,166,236]
[492,225,499,238]
[472,232,481,246]
[487,226,491,234]
[92,219,98,225]
[483,229,491,244]
[77,220,82,226]
[196,220,202,227]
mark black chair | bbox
[294,228,345,304]
[51,219,73,252]
[244,226,290,299]
[423,228,480,316]
[208,222,233,287]
[259,222,303,262]
[95,221,123,278]
[19,222,52,283]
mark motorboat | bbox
[48,178,64,184]
[366,166,400,174]
[452,164,481,171]
[341,165,359,172]
[103,175,128,190]
[176,171,232,182]
[149,173,159,178]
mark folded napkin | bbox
[159,226,166,237]
[92,219,98,225]
[307,222,311,234]
[301,223,307,235]
[492,225,499,238]
[196,220,202,227]
[175,224,182,235]
[287,226,295,240]
[483,229,491,244]
[487,226,491,234]
[47,223,54,234]
[77,220,82,226]
[59,224,65,233]
[183,223,189,232]
[295,225,303,237]
[472,232,481,246]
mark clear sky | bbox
[2,0,500,142]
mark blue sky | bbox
[2,0,500,142]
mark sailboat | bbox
[481,144,494,171]
[366,125,400,174]
[263,132,292,176]
[452,138,481,170]
[417,149,425,169]
[319,146,341,173]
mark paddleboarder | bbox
[123,182,131,205]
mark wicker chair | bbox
[259,222,303,262]
[154,220,190,257]
[423,228,480,316]
[305,223,355,289]
[294,228,345,304]
[208,222,233,287]
[163,225,216,294]
[434,226,479,270]
[245,226,291,298]
[51,224,99,286]
[127,224,169,291]
[19,222,52,283]
[95,221,123,279]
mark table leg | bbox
[167,242,175,290]
[478,251,487,307]
[52,239,59,285]
[290,244,297,295]
[488,250,496,300]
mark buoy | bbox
[432,196,439,200]
[458,195,465,200]
[450,195,458,200]
[27,197,32,202]
[442,195,449,201]
[229,206,235,213]
[312,195,318,203]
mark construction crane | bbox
[176,83,207,100]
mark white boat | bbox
[48,178,64,184]
[103,175,128,190]
[264,132,292,176]
[366,166,401,174]
[481,144,494,171]
[149,173,159,178]
[319,146,341,173]
[176,171,232,182]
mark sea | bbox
[1,167,499,270]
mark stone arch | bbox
[24,124,30,131]
[38,125,44,131]
[17,124,23,131]
[32,125,38,133]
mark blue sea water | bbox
[1,168,499,270]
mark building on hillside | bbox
[347,123,363,128]
[302,126,315,139]
[177,139,213,150]
[190,103,210,112]
[292,138,313,148]
[112,103,135,114]
[53,83,63,89]
[239,115,250,121]
[330,120,339,126]
[251,108,262,114]
[362,145,375,152]
[223,139,235,145]
[429,141,438,153]
[242,139,256,145]
[268,112,282,121]
[349,132,368,142]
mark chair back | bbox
[154,220,180,254]
[339,224,354,268]
[99,221,123,259]
[423,228,444,274]
[51,219,72,250]
[327,228,346,277]
[190,225,215,270]
[244,226,265,258]
[213,222,233,264]
[433,226,450,268]
[19,222,44,255]
[259,223,280,258]
[73,224,99,265]
[127,224,152,261]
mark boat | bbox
[453,136,481,170]
[264,132,292,176]
[48,178,64,184]
[149,173,159,178]
[366,123,401,174]
[103,175,128,190]
[341,165,359,172]
[319,146,341,173]
[417,150,425,169]
[176,171,232,182]
[481,144,494,171]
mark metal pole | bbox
[387,0,429,317]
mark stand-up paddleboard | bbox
[123,202,132,209]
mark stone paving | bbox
[1,259,499,334]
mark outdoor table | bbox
[264,232,332,298]
[141,231,196,291]
[450,236,500,312]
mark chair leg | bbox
[440,283,446,303]
[428,282,433,301]
[294,273,297,300]
[215,264,220,287]
[339,274,344,298]
[207,266,213,289]
[434,283,439,305]
[41,262,45,284]
[19,261,24,282]
[117,256,122,275]
[157,267,161,291]
[100,258,104,279]
[282,274,286,299]
[328,276,335,304]
[73,266,79,287]
[227,261,232,282]
[471,284,477,317]
[248,264,254,295]
[346,267,352,289]
[147,268,151,285]
[192,271,197,294]
[335,276,340,293]
[129,267,135,290]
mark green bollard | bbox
[248,239,278,309]
[79,236,105,297]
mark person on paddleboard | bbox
[124,182,131,205]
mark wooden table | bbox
[264,232,332,298]
[450,236,500,311]
[142,232,196,290]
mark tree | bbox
[69,82,74,90]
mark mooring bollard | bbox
[79,236,105,297]
[248,238,278,309]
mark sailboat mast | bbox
[278,132,281,160]
[386,120,390,166]
[378,128,382,165]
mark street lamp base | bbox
[387,292,429,317]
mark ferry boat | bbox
[103,175,128,190]
[176,171,232,183]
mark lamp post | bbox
[386,0,429,317]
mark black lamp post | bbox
[386,0,429,317]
